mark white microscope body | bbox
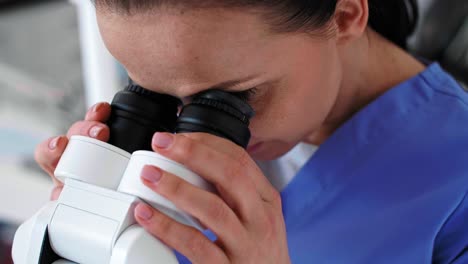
[12,135,214,264]
[12,87,253,264]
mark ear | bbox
[333,0,369,44]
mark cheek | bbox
[249,45,341,144]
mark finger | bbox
[66,121,110,142]
[153,133,261,218]
[152,133,277,207]
[84,102,111,122]
[169,133,277,204]
[181,132,243,158]
[50,185,64,201]
[35,136,68,185]
[178,133,283,211]
[135,203,229,264]
[140,165,247,251]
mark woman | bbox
[35,0,468,263]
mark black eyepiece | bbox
[176,89,255,148]
[107,84,182,153]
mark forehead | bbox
[97,8,274,96]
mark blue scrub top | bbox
[177,63,468,263]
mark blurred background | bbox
[0,0,126,262]
[0,0,467,263]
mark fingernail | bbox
[141,165,162,183]
[93,103,103,113]
[85,103,103,120]
[49,136,61,150]
[152,133,174,149]
[136,203,153,220]
[89,126,103,138]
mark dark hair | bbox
[94,0,418,49]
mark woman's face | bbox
[97,8,343,160]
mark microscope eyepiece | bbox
[176,89,255,148]
[107,84,181,153]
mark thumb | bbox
[50,185,64,201]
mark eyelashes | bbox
[184,87,259,105]
[229,87,258,102]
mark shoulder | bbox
[397,64,468,168]
[349,62,468,202]
[393,66,468,262]
[420,63,468,113]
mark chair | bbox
[409,0,468,87]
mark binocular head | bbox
[108,82,255,153]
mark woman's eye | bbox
[230,88,258,102]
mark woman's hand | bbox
[34,102,112,200]
[134,132,291,264]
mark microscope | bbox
[11,83,254,263]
